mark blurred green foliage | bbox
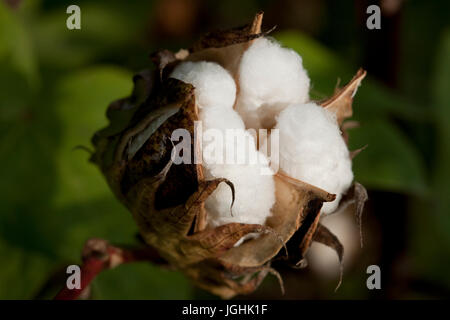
[0,0,449,299]
[0,0,193,299]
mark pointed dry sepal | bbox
[312,224,344,291]
[244,11,265,50]
[353,182,368,247]
[321,68,367,125]
[350,144,368,159]
[249,11,263,35]
[331,182,369,248]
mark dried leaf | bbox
[331,182,369,247]
[312,223,344,291]
[186,12,274,76]
[190,12,273,52]
[354,182,368,247]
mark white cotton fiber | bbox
[274,102,353,214]
[200,107,246,166]
[199,107,245,132]
[200,108,275,228]
[203,130,275,228]
[170,61,236,110]
[235,37,310,129]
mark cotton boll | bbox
[170,61,236,110]
[236,37,310,129]
[275,102,353,214]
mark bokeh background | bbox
[1,0,449,299]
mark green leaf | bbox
[0,238,53,299]
[0,6,61,296]
[348,119,427,194]
[51,197,137,261]
[432,29,450,195]
[52,66,133,207]
[0,2,38,88]
[32,2,153,69]
[412,29,450,269]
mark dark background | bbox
[0,0,449,299]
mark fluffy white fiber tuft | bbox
[200,107,245,132]
[235,37,310,129]
[170,61,236,110]
[204,144,276,228]
[274,102,353,214]
[170,61,275,231]
[201,107,275,228]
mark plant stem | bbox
[54,238,166,300]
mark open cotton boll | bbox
[235,37,310,129]
[275,102,353,214]
[170,61,236,110]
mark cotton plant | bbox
[61,12,369,300]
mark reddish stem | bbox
[54,238,166,300]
